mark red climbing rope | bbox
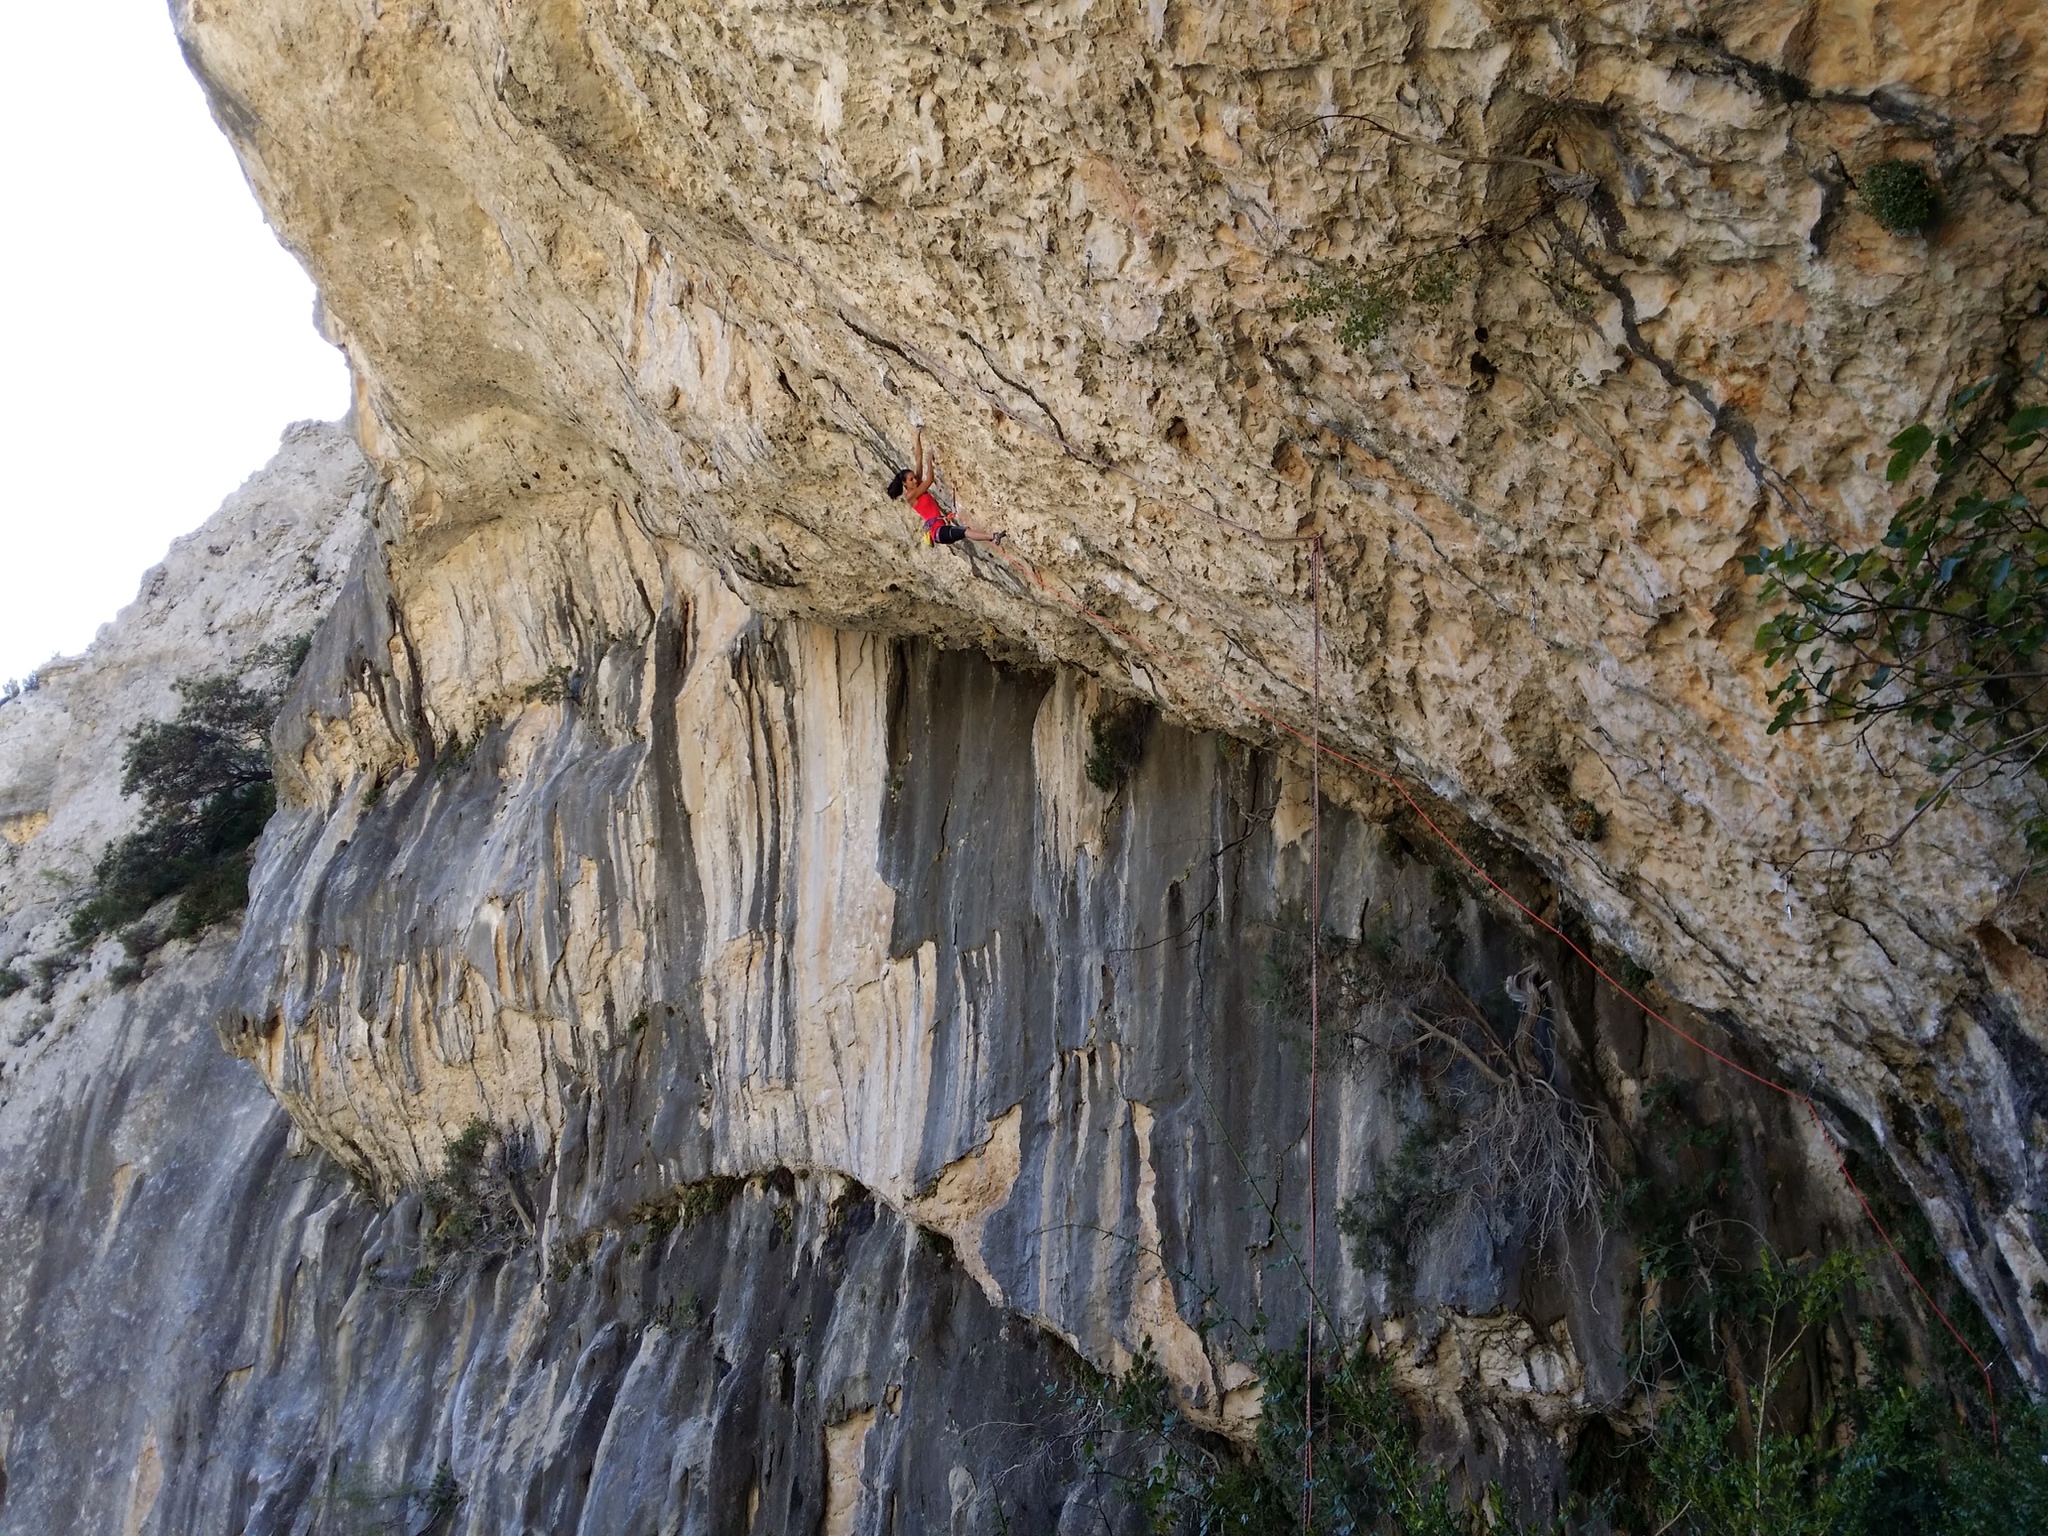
[985,537,2003,1441]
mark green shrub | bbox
[1594,1074,2035,1535]
[28,955,69,1003]
[1629,1360,2046,1536]
[1291,253,1464,351]
[524,664,571,705]
[435,730,478,777]
[1747,380,2048,863]
[1860,159,1941,235]
[322,1456,462,1534]
[633,1173,744,1245]
[402,1116,534,1300]
[422,1461,462,1520]
[1614,954,1654,991]
[248,632,311,679]
[1339,1121,1448,1288]
[1565,798,1606,841]
[422,1118,501,1251]
[1825,1381,2048,1535]
[1056,1335,1487,1533]
[1085,698,1152,792]
[0,966,24,1000]
[70,659,300,943]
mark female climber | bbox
[887,427,1005,547]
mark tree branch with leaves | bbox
[1746,370,2048,863]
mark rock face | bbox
[0,421,371,969]
[6,1,2044,1525]
[170,0,2048,1385]
[0,434,1089,1533]
[0,427,1908,1531]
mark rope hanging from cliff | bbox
[984,529,2002,1445]
[1304,536,1323,1528]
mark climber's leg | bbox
[929,523,1004,546]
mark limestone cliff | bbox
[0,426,1917,1531]
[0,433,1087,1532]
[5,0,2047,1528]
[171,0,2048,1383]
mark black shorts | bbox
[927,524,967,545]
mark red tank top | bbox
[913,491,946,531]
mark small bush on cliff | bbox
[1291,253,1465,351]
[419,1117,532,1269]
[321,1456,462,1535]
[1030,1334,1487,1534]
[1859,158,1942,236]
[1276,113,1599,355]
[1085,698,1153,792]
[70,640,308,945]
[1746,377,2048,865]
[387,1117,537,1301]
[549,1171,746,1283]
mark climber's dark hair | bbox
[887,467,910,499]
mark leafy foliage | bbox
[1588,1075,2041,1533]
[69,657,304,943]
[1825,1382,2048,1535]
[1628,1348,2048,1536]
[1632,1247,1863,1533]
[1859,159,1941,236]
[1746,381,2048,860]
[1086,698,1152,792]
[318,1456,462,1535]
[1339,1120,1449,1289]
[1061,1335,1488,1534]
[627,1173,744,1247]
[0,966,24,1000]
[386,1117,535,1301]
[1290,254,1463,351]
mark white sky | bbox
[0,0,352,684]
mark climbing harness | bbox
[916,490,962,546]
